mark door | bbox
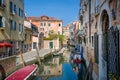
[49,42,53,48]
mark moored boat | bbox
[5,64,38,80]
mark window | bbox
[14,21,16,30]
[40,28,44,31]
[58,31,60,35]
[22,24,24,32]
[10,20,14,30]
[14,5,17,14]
[10,21,16,30]
[48,23,51,26]
[49,31,50,34]
[19,8,20,16]
[10,1,14,13]
[0,0,4,7]
[19,8,23,17]
[0,16,2,27]
[0,16,5,28]
[21,9,23,17]
[59,24,61,27]
[44,23,46,26]
[40,23,43,26]
[49,42,53,48]
[33,42,37,49]
[91,36,94,47]
[19,24,21,31]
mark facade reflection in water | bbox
[37,55,78,80]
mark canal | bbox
[36,48,78,80]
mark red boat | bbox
[5,64,38,80]
[73,54,82,63]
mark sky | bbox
[24,0,80,26]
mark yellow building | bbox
[0,0,25,56]
[0,0,24,79]
[24,26,32,52]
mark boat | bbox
[5,64,38,80]
[73,54,82,64]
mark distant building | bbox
[69,21,80,46]
[27,15,63,49]
[63,26,70,39]
[24,21,32,52]
[31,24,40,50]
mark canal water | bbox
[36,51,78,80]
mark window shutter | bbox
[10,2,12,12]
[22,25,24,32]
[12,20,14,30]
[2,17,5,27]
[12,3,14,13]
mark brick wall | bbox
[0,56,16,79]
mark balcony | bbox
[95,5,100,16]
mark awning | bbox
[0,42,13,48]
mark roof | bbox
[5,64,37,80]
[26,15,62,22]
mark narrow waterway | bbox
[36,48,78,80]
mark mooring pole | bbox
[36,47,41,65]
[20,50,25,67]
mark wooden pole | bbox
[36,47,41,65]
[20,50,25,67]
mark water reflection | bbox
[40,57,62,77]
[37,54,78,80]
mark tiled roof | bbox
[26,15,62,21]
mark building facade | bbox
[62,26,70,46]
[27,15,62,49]
[24,20,32,52]
[31,23,39,50]
[69,21,81,46]
[79,0,120,80]
[0,0,24,79]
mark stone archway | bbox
[101,10,109,61]
[0,64,6,80]
[98,9,110,80]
